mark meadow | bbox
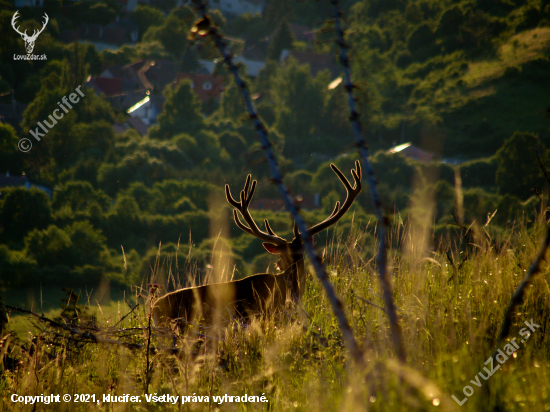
[2,212,550,412]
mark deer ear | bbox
[263,243,280,254]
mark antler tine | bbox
[306,162,362,237]
[243,179,256,207]
[225,184,240,208]
[329,202,340,218]
[330,164,352,191]
[233,209,254,235]
[265,219,277,236]
[294,202,340,237]
[226,175,286,245]
[31,13,49,38]
[11,11,25,36]
[243,174,251,198]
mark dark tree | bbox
[263,0,293,31]
[0,188,53,243]
[495,131,548,199]
[266,20,294,61]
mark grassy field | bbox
[464,27,550,86]
[398,26,550,157]
[2,286,136,340]
[1,214,550,411]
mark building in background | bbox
[387,142,435,162]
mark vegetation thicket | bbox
[2,215,550,411]
[0,0,549,288]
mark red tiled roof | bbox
[124,60,147,73]
[89,77,123,96]
[175,73,225,103]
[103,65,125,78]
[112,123,127,133]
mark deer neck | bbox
[294,255,306,299]
[279,252,306,300]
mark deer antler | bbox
[306,160,362,236]
[30,13,49,41]
[225,175,286,245]
[11,12,48,41]
[11,11,26,37]
[227,163,361,243]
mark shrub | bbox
[0,188,52,243]
[495,131,547,199]
[0,245,37,287]
[460,157,497,188]
[53,181,111,213]
[24,225,74,267]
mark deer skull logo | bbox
[12,11,49,55]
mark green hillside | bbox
[339,1,550,157]
[0,0,549,295]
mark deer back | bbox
[152,267,300,328]
[152,161,361,329]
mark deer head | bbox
[152,162,361,328]
[12,11,49,55]
[225,160,362,296]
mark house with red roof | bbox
[142,60,178,91]
[87,77,124,97]
[174,73,225,103]
[387,142,435,162]
[101,60,178,92]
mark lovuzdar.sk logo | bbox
[12,11,48,61]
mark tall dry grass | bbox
[2,213,550,411]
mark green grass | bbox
[2,216,550,411]
[393,26,550,157]
[465,27,550,86]
[2,286,137,340]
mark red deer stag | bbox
[152,161,361,329]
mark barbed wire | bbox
[188,1,364,366]
[330,0,405,362]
